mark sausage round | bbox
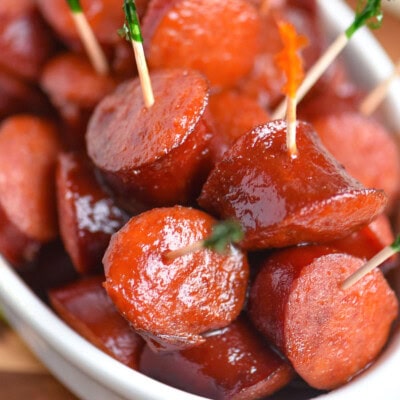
[103,206,249,352]
[87,68,214,211]
[198,120,387,250]
[248,245,398,390]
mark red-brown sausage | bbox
[49,276,145,369]
[41,52,117,150]
[248,245,398,390]
[0,116,61,243]
[36,0,125,48]
[208,90,269,161]
[140,315,294,399]
[87,69,214,212]
[312,112,400,211]
[198,120,387,250]
[103,206,249,352]
[328,213,397,272]
[56,152,128,274]
[0,0,55,82]
[142,0,261,90]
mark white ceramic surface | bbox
[1,1,400,399]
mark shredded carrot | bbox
[275,21,308,99]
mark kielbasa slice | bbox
[87,69,214,211]
[36,0,125,48]
[142,0,261,89]
[103,206,249,352]
[208,90,269,161]
[198,120,387,250]
[248,246,398,390]
[49,276,145,369]
[0,115,61,243]
[41,52,117,150]
[312,112,400,211]
[56,152,128,274]
[140,315,294,399]
[0,0,54,82]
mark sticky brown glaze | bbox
[49,276,145,369]
[36,0,125,49]
[41,52,117,150]
[142,0,261,90]
[312,112,400,212]
[208,90,269,161]
[103,206,249,352]
[56,152,128,275]
[248,246,398,390]
[198,120,387,250]
[0,0,55,82]
[87,69,214,212]
[140,315,294,400]
[0,116,61,243]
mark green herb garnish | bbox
[66,0,83,13]
[345,0,383,38]
[119,0,143,43]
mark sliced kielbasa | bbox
[103,206,249,352]
[0,116,61,249]
[140,315,294,399]
[248,245,398,390]
[56,152,128,274]
[49,275,145,369]
[198,120,387,250]
[142,0,261,89]
[87,69,214,212]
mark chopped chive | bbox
[342,234,400,290]
[120,0,143,43]
[345,0,383,38]
[164,220,244,260]
[203,220,244,253]
[66,0,83,13]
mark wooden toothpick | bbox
[359,58,400,116]
[341,235,400,290]
[275,21,308,156]
[164,220,244,261]
[120,0,154,108]
[66,0,109,75]
[272,0,384,120]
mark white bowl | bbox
[1,1,400,399]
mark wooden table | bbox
[1,3,399,399]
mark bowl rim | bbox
[1,1,400,399]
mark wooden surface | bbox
[1,3,399,400]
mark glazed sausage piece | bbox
[0,116,61,265]
[198,120,387,250]
[36,0,125,49]
[142,0,261,90]
[56,152,128,275]
[41,53,117,150]
[140,315,294,400]
[248,246,398,390]
[312,112,400,212]
[208,90,269,161]
[0,0,55,82]
[103,206,249,352]
[49,276,145,369]
[87,69,214,212]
